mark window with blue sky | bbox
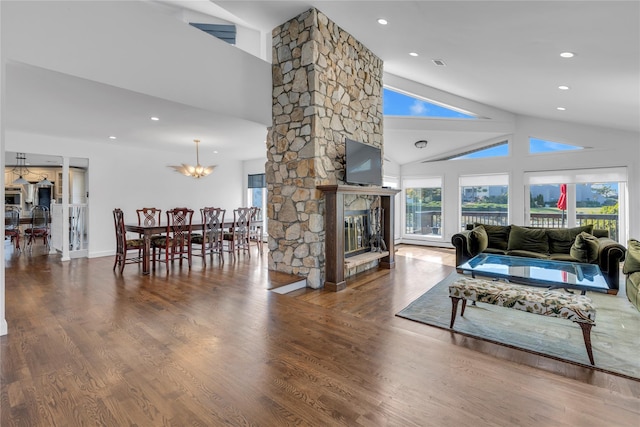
[450,141,509,160]
[529,137,583,154]
[383,88,477,119]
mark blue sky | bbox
[383,88,476,119]
[529,138,582,154]
[383,88,584,159]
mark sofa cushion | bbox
[507,225,549,254]
[547,224,594,254]
[549,253,580,262]
[474,223,510,250]
[626,271,640,311]
[506,249,550,259]
[592,229,609,238]
[623,238,640,274]
[483,247,508,255]
[467,225,489,255]
[569,232,600,263]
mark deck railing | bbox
[458,211,618,241]
[405,210,619,241]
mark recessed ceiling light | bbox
[560,52,575,58]
[150,116,160,121]
[409,52,418,57]
[109,136,117,139]
[557,107,566,111]
[213,150,219,154]
[558,85,570,90]
[377,18,388,25]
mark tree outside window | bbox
[405,187,442,236]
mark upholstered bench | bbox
[448,277,597,365]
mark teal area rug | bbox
[397,273,640,380]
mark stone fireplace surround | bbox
[267,8,386,289]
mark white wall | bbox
[401,114,640,245]
[7,131,244,258]
[3,0,270,125]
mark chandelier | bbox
[9,153,31,185]
[8,152,54,186]
[168,139,216,179]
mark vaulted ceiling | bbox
[4,1,638,166]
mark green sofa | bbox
[623,239,640,311]
[451,223,626,294]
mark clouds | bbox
[410,100,428,115]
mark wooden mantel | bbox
[317,185,401,291]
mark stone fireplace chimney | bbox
[267,8,384,289]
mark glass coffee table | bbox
[458,253,610,294]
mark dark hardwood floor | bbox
[2,242,639,426]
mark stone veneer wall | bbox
[267,8,383,288]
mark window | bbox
[525,168,626,241]
[383,88,478,119]
[247,173,266,232]
[447,140,509,160]
[403,177,442,238]
[460,174,509,229]
[529,183,567,226]
[529,137,583,154]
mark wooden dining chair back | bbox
[249,206,263,253]
[223,207,252,260]
[24,205,50,252]
[5,206,21,251]
[136,207,162,227]
[154,207,194,272]
[136,207,165,247]
[192,207,225,266]
[112,208,144,273]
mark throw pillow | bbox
[547,224,594,254]
[474,223,510,250]
[467,225,489,255]
[623,239,640,274]
[569,232,600,263]
[507,225,549,254]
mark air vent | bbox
[190,23,236,45]
[432,59,446,66]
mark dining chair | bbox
[5,206,21,252]
[223,207,252,260]
[136,208,165,262]
[24,205,50,253]
[153,207,194,272]
[249,206,263,253]
[112,208,144,273]
[191,207,225,266]
[136,207,162,227]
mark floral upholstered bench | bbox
[448,277,597,365]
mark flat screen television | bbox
[345,138,382,186]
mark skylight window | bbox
[383,88,477,119]
[448,141,509,160]
[529,137,583,154]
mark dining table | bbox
[125,221,261,274]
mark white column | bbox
[0,1,8,336]
[61,157,70,261]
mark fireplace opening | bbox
[344,206,385,258]
[344,210,369,258]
